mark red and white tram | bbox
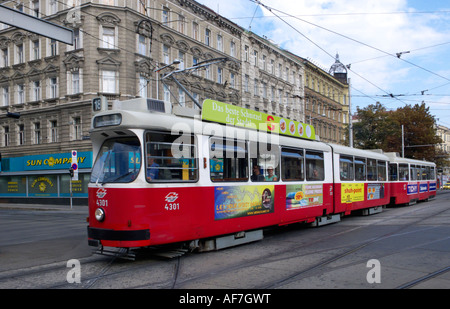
[331,146,390,216]
[385,152,436,206]
[86,98,437,253]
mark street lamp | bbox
[153,59,180,100]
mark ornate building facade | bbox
[0,0,349,204]
[303,54,350,144]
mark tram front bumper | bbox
[87,227,150,246]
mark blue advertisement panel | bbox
[4,151,92,172]
[419,183,428,193]
[407,183,418,195]
[429,182,437,191]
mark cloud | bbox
[197,0,450,122]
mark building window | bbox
[16,84,24,104]
[50,120,58,143]
[162,6,169,24]
[101,70,117,93]
[48,0,57,15]
[32,40,40,60]
[205,65,210,80]
[34,122,41,145]
[18,124,24,145]
[32,0,40,17]
[1,48,8,67]
[163,84,170,102]
[32,80,41,101]
[163,44,170,64]
[72,117,82,141]
[230,41,236,58]
[205,29,211,46]
[1,86,9,106]
[179,15,185,34]
[73,29,81,50]
[102,27,115,49]
[49,77,58,99]
[137,0,147,15]
[139,75,148,98]
[68,70,81,94]
[230,72,235,88]
[15,43,24,64]
[217,67,223,84]
[178,51,185,70]
[2,126,9,147]
[178,87,185,107]
[217,35,223,52]
[192,22,199,40]
[138,34,146,55]
[49,39,57,56]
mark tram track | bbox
[1,195,448,289]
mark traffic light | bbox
[69,167,74,178]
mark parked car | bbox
[443,182,450,190]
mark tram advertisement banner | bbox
[341,183,364,203]
[202,99,316,141]
[407,183,418,195]
[367,183,385,200]
[286,184,323,210]
[214,185,274,220]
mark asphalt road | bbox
[0,191,449,290]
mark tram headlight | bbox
[95,208,105,222]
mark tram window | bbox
[399,164,409,180]
[377,161,386,181]
[145,131,198,182]
[410,165,417,180]
[430,167,436,180]
[367,159,377,181]
[210,138,248,182]
[90,137,141,184]
[281,147,304,181]
[339,155,354,181]
[250,142,279,182]
[389,163,398,181]
[306,151,324,181]
[425,166,430,180]
[355,157,366,181]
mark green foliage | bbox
[352,102,447,165]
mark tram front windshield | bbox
[90,137,141,184]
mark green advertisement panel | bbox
[202,99,316,140]
[28,175,58,197]
[0,176,27,197]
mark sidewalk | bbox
[0,202,88,213]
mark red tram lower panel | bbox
[333,182,390,215]
[88,183,334,249]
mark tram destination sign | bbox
[202,99,316,140]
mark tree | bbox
[391,102,443,162]
[353,102,443,163]
[352,102,396,149]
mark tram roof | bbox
[91,98,330,151]
[383,152,435,166]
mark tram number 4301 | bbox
[165,203,180,210]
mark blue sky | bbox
[197,0,450,128]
